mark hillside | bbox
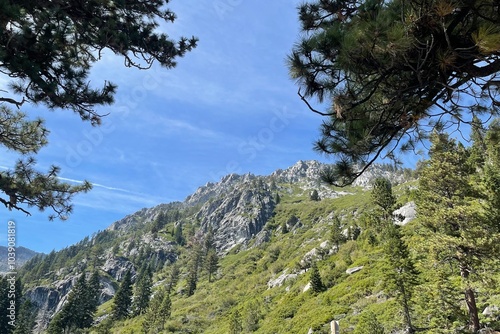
[7,160,500,334]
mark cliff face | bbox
[196,179,276,252]
[20,160,413,332]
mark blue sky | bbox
[0,0,342,253]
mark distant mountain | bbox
[0,245,43,273]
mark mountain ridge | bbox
[0,245,43,274]
[13,159,419,333]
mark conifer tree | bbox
[12,300,36,334]
[142,288,171,334]
[309,262,325,293]
[186,242,203,296]
[166,264,180,294]
[0,277,11,334]
[204,226,216,255]
[133,265,153,316]
[281,221,289,234]
[151,211,167,234]
[416,132,500,332]
[354,310,384,334]
[288,0,500,186]
[274,192,281,204]
[383,225,418,334]
[158,292,172,330]
[0,1,197,219]
[47,272,98,333]
[329,214,345,250]
[174,223,185,246]
[371,177,396,221]
[83,271,101,327]
[113,270,133,320]
[205,249,219,283]
[309,189,320,201]
[371,177,418,333]
[482,120,500,223]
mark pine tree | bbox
[274,192,280,204]
[174,223,185,246]
[142,288,171,334]
[371,177,396,221]
[151,211,167,234]
[133,265,153,316]
[415,132,500,332]
[158,293,172,330]
[383,225,418,334]
[281,221,289,234]
[13,300,36,334]
[186,261,199,297]
[205,249,219,283]
[186,243,202,296]
[309,189,320,201]
[204,226,216,255]
[0,277,11,334]
[47,273,93,333]
[371,177,418,333]
[288,0,500,186]
[309,262,325,293]
[483,120,500,224]
[329,214,345,250]
[0,1,197,219]
[83,271,101,328]
[113,270,133,320]
[166,264,180,294]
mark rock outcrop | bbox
[393,201,417,226]
[196,180,276,253]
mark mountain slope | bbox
[16,160,499,334]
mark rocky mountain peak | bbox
[271,160,323,183]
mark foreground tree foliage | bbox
[415,131,500,333]
[0,0,197,219]
[289,0,500,185]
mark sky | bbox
[0,0,343,253]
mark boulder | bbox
[393,201,417,226]
[346,266,364,275]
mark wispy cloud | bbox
[58,177,137,193]
[57,177,166,210]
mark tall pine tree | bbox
[112,270,133,320]
[371,177,418,333]
[133,264,153,316]
[416,132,500,332]
[47,272,100,333]
[142,288,171,334]
[309,262,325,293]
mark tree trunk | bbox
[461,265,480,332]
[464,286,480,333]
[400,284,415,334]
